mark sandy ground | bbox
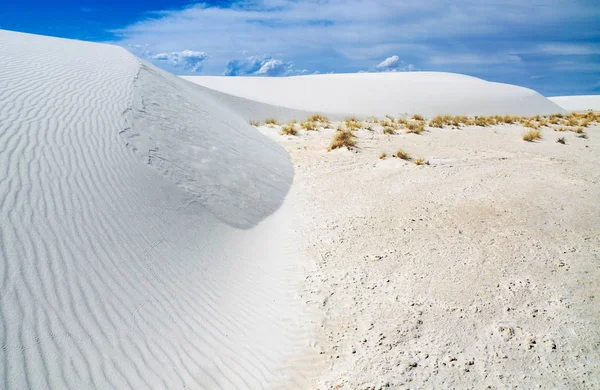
[260,122,600,389]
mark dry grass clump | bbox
[414,157,430,166]
[406,121,425,134]
[394,149,411,160]
[328,130,356,151]
[383,127,396,135]
[566,117,579,126]
[556,137,566,145]
[379,152,387,160]
[412,114,424,121]
[502,115,517,124]
[428,115,448,128]
[572,127,585,134]
[577,133,588,139]
[580,118,591,127]
[280,123,297,136]
[265,118,279,126]
[308,114,329,123]
[554,126,569,132]
[523,121,540,129]
[300,120,318,131]
[522,128,542,142]
[472,116,490,127]
[345,116,362,131]
[249,120,259,126]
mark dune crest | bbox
[184,72,566,117]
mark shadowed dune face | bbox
[549,95,600,112]
[183,73,567,118]
[124,62,294,229]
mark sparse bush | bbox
[580,119,591,127]
[301,120,318,131]
[412,114,424,121]
[429,115,446,128]
[567,117,578,126]
[394,149,411,160]
[577,133,588,139]
[265,118,279,125]
[280,124,297,136]
[473,116,489,127]
[523,121,540,129]
[523,128,542,142]
[572,127,585,134]
[414,157,430,166]
[383,127,396,135]
[328,130,356,151]
[249,120,259,126]
[502,115,516,124]
[406,121,425,134]
[379,152,387,160]
[554,126,569,132]
[556,137,566,144]
[308,114,329,123]
[345,117,362,131]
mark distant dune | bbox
[549,95,600,111]
[0,29,306,389]
[183,72,566,117]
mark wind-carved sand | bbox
[0,30,312,389]
[2,28,599,390]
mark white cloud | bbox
[151,50,208,72]
[223,56,302,76]
[376,55,400,70]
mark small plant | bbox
[502,115,516,124]
[265,118,279,125]
[429,115,446,128]
[385,114,396,122]
[554,126,569,132]
[556,137,566,144]
[394,149,411,160]
[280,124,297,135]
[412,114,424,121]
[308,114,329,123]
[344,117,362,131]
[383,127,396,135]
[328,130,356,151]
[473,116,489,127]
[572,127,585,134]
[522,128,542,142]
[379,152,387,160]
[301,120,318,131]
[523,121,540,129]
[566,117,578,126]
[249,120,259,126]
[414,157,430,166]
[580,119,591,127]
[577,133,588,139]
[406,122,425,134]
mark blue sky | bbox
[2,0,599,96]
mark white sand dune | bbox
[183,72,566,118]
[549,95,600,111]
[0,29,309,389]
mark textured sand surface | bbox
[0,30,310,389]
[261,121,600,389]
[183,73,566,117]
[550,95,600,112]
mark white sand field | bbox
[2,29,599,389]
[550,95,600,112]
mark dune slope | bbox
[549,95,600,111]
[183,72,566,118]
[0,29,305,389]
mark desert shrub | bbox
[412,114,424,121]
[383,127,396,135]
[379,152,387,160]
[580,119,591,127]
[308,114,329,123]
[406,121,425,134]
[567,117,579,126]
[577,133,588,139]
[280,124,297,135]
[572,127,585,134]
[345,117,362,131]
[265,118,279,125]
[429,115,446,128]
[523,121,540,129]
[301,120,317,130]
[522,129,542,142]
[249,120,259,126]
[556,137,566,144]
[414,157,430,166]
[473,116,489,127]
[328,130,356,151]
[394,149,411,160]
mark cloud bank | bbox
[151,50,208,72]
[114,0,600,95]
